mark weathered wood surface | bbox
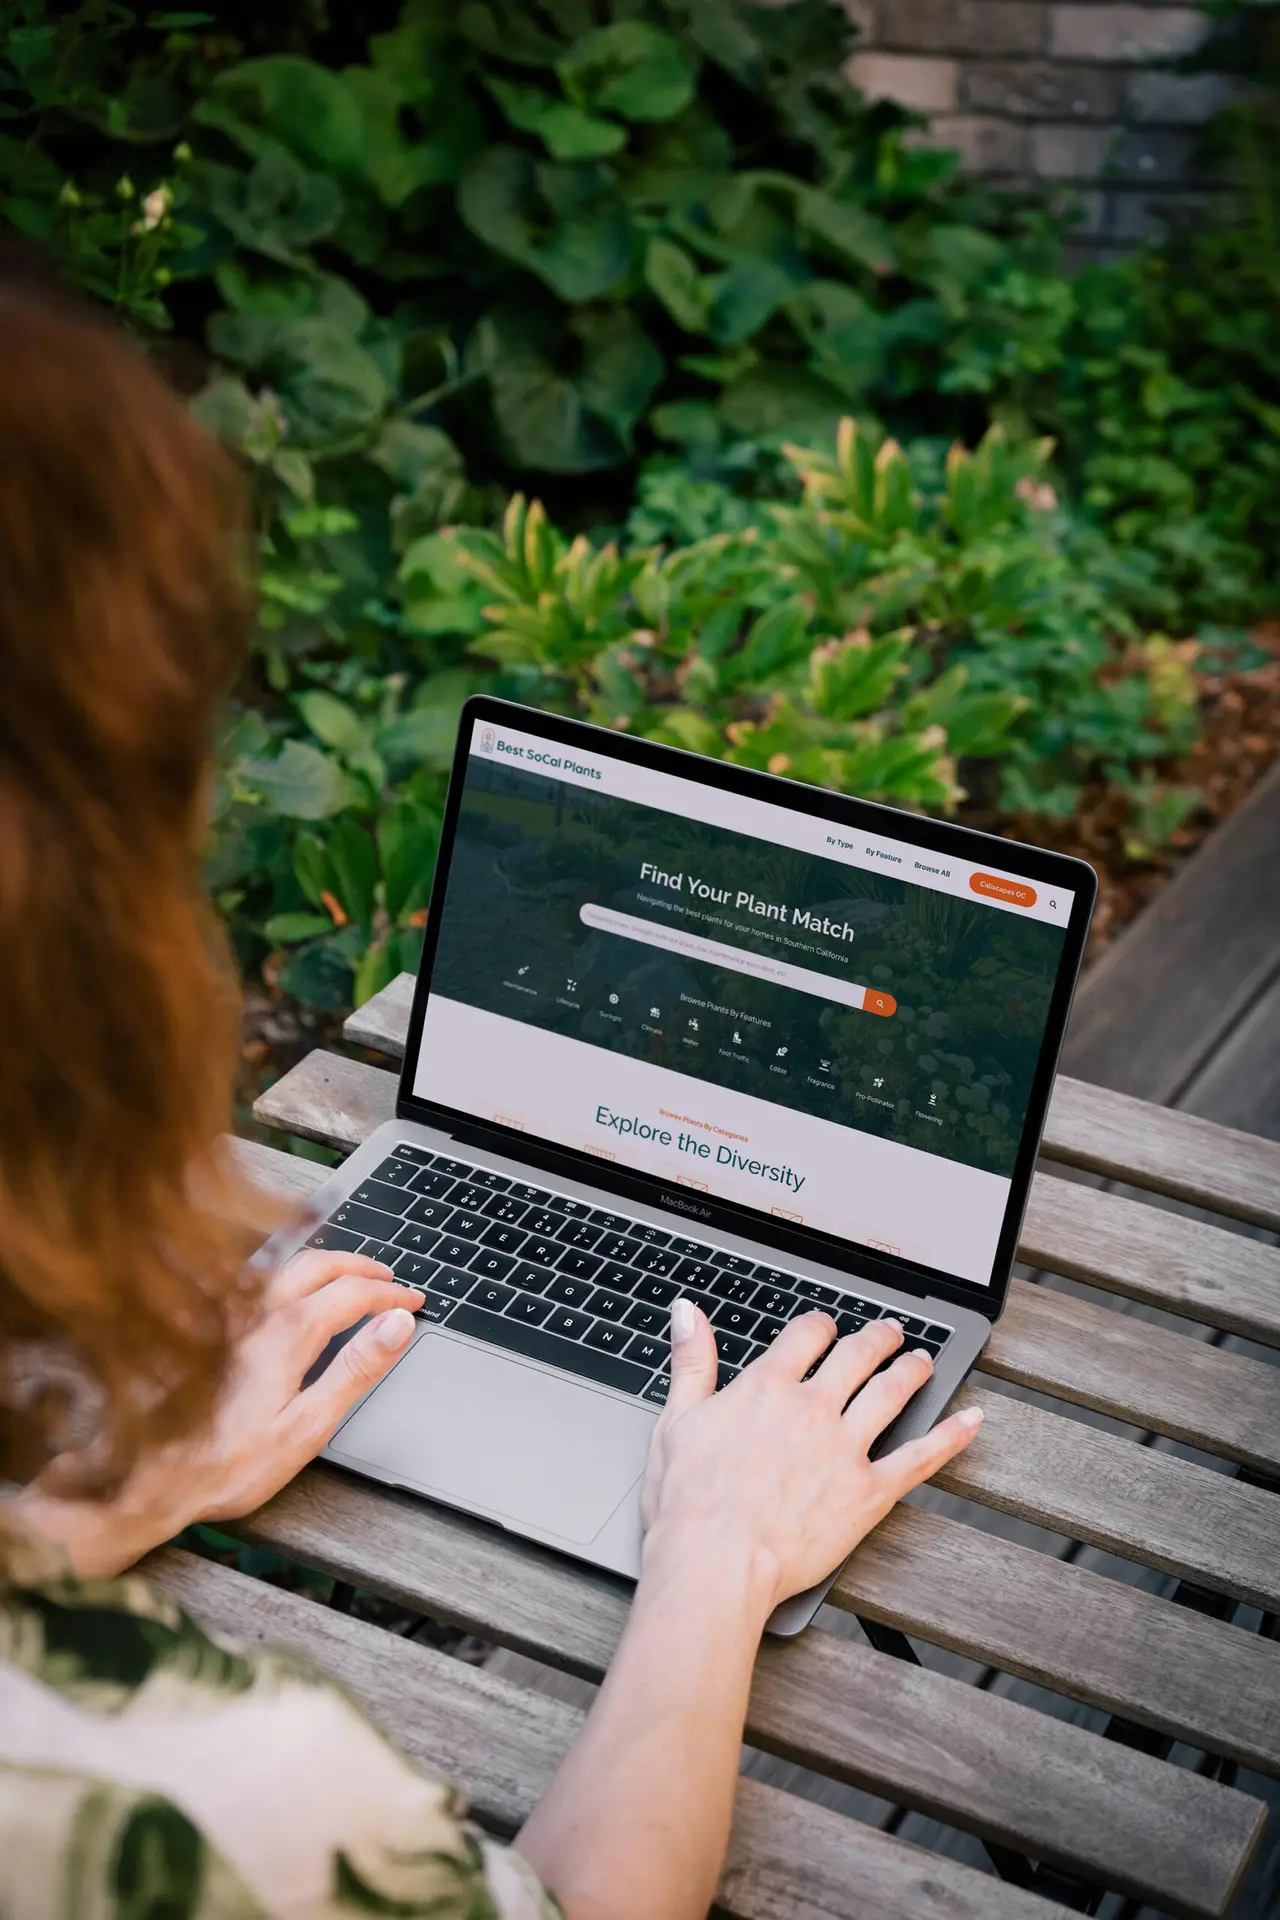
[248,1060,1280,1469]
[342,972,1280,1226]
[1060,761,1280,1110]
[1182,964,1280,1139]
[146,1549,1079,1920]
[208,1476,1262,1915]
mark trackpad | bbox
[329,1330,655,1544]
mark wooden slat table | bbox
[160,974,1280,1919]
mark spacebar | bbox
[446,1304,651,1395]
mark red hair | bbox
[0,266,263,1491]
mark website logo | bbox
[480,728,495,754]
[662,1191,713,1220]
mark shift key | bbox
[446,1303,651,1395]
[331,1200,405,1241]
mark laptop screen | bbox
[410,714,1079,1291]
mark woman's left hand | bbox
[11,1248,420,1577]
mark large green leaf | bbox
[296,690,373,757]
[378,798,441,921]
[486,77,626,162]
[238,317,390,450]
[468,307,640,471]
[557,22,698,124]
[706,257,794,345]
[343,65,482,203]
[717,361,848,439]
[573,309,664,439]
[328,814,378,929]
[195,150,343,261]
[457,146,631,302]
[209,58,367,177]
[644,235,706,331]
[242,740,351,819]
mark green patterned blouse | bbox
[0,1519,563,1918]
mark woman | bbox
[0,268,982,1920]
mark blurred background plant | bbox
[2,0,1277,1034]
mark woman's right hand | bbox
[639,1300,983,1618]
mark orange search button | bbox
[863,988,897,1017]
[970,872,1037,909]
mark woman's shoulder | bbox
[0,1523,562,1919]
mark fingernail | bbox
[372,1307,415,1351]
[671,1297,697,1343]
[910,1346,934,1366]
[959,1405,984,1430]
[881,1318,903,1337]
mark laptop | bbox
[271,696,1095,1634]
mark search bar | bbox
[579,904,895,1015]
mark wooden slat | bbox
[1181,965,1280,1141]
[146,1548,1077,1920]
[1019,1176,1280,1348]
[1060,761,1280,1106]
[831,1503,1280,1775]
[251,1053,1280,1480]
[343,973,1280,1225]
[990,1281,1280,1474]
[213,1474,1262,1916]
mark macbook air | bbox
[266,697,1095,1633]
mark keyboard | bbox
[307,1144,954,1407]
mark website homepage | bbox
[413,722,1074,1286]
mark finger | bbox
[267,1247,397,1305]
[873,1402,985,1496]
[843,1345,935,1447]
[283,1272,424,1364]
[811,1317,905,1407]
[757,1308,837,1381]
[663,1297,717,1421]
[294,1307,418,1443]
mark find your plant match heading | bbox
[639,863,856,943]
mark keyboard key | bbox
[396,1222,449,1257]
[307,1224,364,1254]
[754,1314,786,1345]
[711,1301,760,1339]
[673,1258,719,1289]
[417,1291,455,1322]
[361,1240,404,1268]
[556,1197,593,1218]
[446,1181,490,1212]
[715,1331,752,1366]
[509,1261,554,1293]
[332,1201,403,1241]
[471,1249,517,1283]
[556,1249,603,1283]
[470,1279,516,1314]
[716,1362,740,1390]
[431,1156,473,1178]
[595,1232,642,1265]
[434,1265,478,1299]
[753,1265,795,1287]
[923,1323,951,1342]
[556,1219,603,1251]
[625,1333,666,1369]
[545,1275,594,1309]
[545,1304,592,1341]
[445,1210,486,1241]
[594,1259,638,1293]
[370,1156,419,1189]
[711,1251,754,1275]
[834,1310,869,1338]
[479,1222,527,1256]
[520,1235,561,1268]
[433,1235,477,1267]
[585,1287,630,1322]
[794,1278,840,1304]
[408,1168,456,1200]
[840,1296,885,1319]
[584,1320,631,1353]
[683,1288,718,1315]
[471,1169,510,1191]
[913,1336,945,1357]
[628,1223,671,1246]
[897,1316,932,1338]
[404,1196,453,1230]
[504,1291,554,1327]
[709,1271,757,1305]
[633,1245,680,1276]
[482,1193,527,1224]
[753,1287,797,1319]
[670,1237,715,1260]
[523,1208,565,1238]
[625,1300,667,1336]
[392,1143,435,1166]
[642,1374,670,1405]
[448,1302,650,1394]
[589,1209,631,1232]
[633,1275,678,1308]
[395,1251,441,1287]
[509,1183,551,1205]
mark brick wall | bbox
[844,1,1238,254]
